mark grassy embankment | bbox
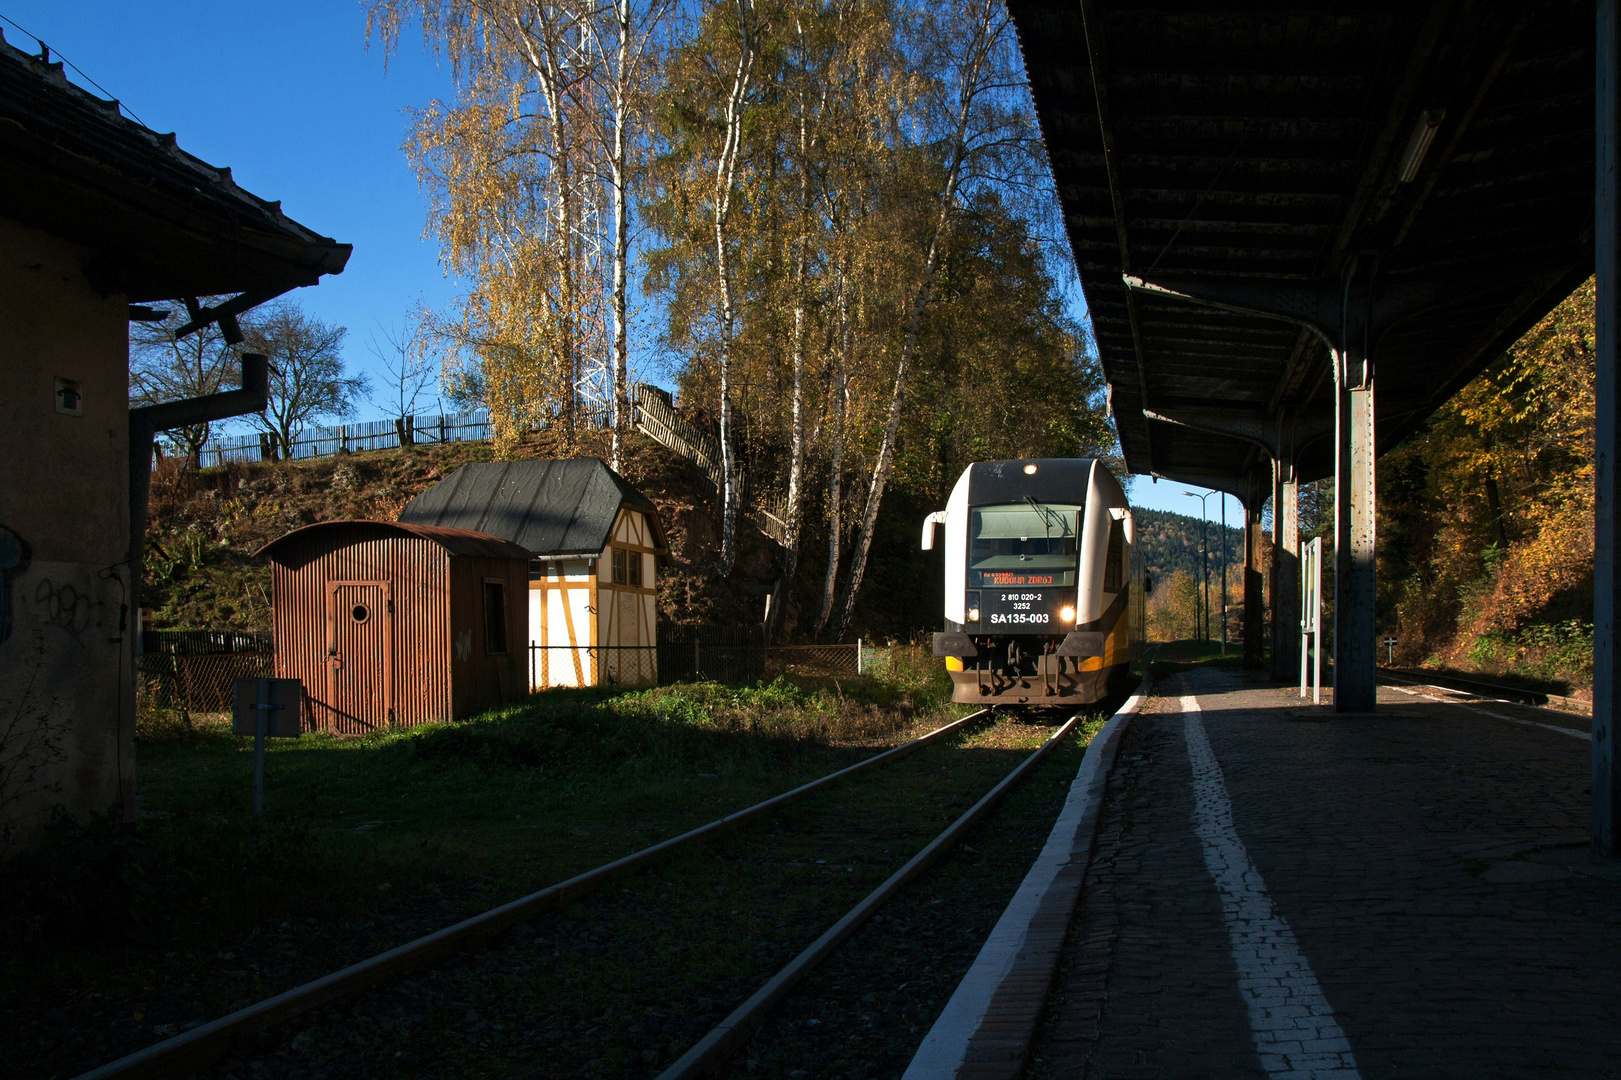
[3,652,1051,1071]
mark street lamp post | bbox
[1183,490,1216,644]
[1220,494,1229,654]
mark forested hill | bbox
[1133,506,1245,582]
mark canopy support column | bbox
[1594,0,1620,856]
[1270,457,1300,682]
[1243,496,1265,670]
[1333,344,1377,712]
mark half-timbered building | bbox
[397,459,667,689]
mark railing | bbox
[194,409,495,467]
[192,405,617,468]
[631,385,789,547]
[186,387,792,546]
[140,628,272,655]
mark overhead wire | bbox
[0,11,147,127]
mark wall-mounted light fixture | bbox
[1397,107,1446,183]
[54,377,82,416]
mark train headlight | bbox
[1023,463,1038,474]
[1060,605,1076,622]
[967,607,981,622]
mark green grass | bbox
[1,657,965,1010]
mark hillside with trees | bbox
[1133,507,1242,584]
[129,0,1119,643]
[142,420,991,644]
[359,0,1113,642]
[1377,279,1596,692]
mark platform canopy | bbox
[1008,0,1594,496]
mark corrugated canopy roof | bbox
[1008,1,1594,497]
[0,30,351,301]
[397,459,667,558]
[257,520,533,563]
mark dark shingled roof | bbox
[397,459,667,558]
[0,30,351,301]
[257,521,534,563]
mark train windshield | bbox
[968,502,1082,587]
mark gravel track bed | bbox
[715,709,1106,1080]
[24,705,1113,1080]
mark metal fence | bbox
[136,629,274,721]
[137,622,910,721]
[525,639,899,689]
[137,651,273,720]
[193,404,622,468]
[195,409,497,467]
[141,629,272,655]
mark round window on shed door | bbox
[351,604,370,624]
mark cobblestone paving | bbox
[1030,670,1621,1079]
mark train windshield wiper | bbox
[1024,495,1066,537]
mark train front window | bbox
[968,502,1082,587]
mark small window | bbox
[611,547,627,585]
[628,550,643,588]
[483,580,507,655]
[1104,518,1125,592]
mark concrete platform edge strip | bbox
[902,673,1150,1080]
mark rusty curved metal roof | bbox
[397,458,668,557]
[1008,0,1594,497]
[257,520,533,564]
[0,30,351,301]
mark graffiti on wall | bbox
[0,524,29,646]
[33,578,102,645]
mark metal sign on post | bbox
[1300,536,1323,704]
[233,677,304,816]
[1383,635,1398,665]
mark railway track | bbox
[70,705,1109,1080]
[1377,667,1590,716]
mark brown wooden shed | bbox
[258,520,532,732]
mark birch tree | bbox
[577,0,673,467]
[711,0,758,574]
[830,0,1037,640]
[370,0,608,450]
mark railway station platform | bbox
[1027,669,1618,1079]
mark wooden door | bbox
[327,581,391,728]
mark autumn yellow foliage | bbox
[1381,278,1594,689]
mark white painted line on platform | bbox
[1182,693,1362,1080]
[1389,686,1591,740]
[1504,716,1591,741]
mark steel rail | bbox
[73,709,991,1080]
[656,709,1090,1080]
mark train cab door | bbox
[327,581,392,728]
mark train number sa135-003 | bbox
[990,591,1049,625]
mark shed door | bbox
[328,581,391,728]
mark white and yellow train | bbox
[921,458,1147,705]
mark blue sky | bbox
[4,1,1224,525]
[3,0,461,409]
